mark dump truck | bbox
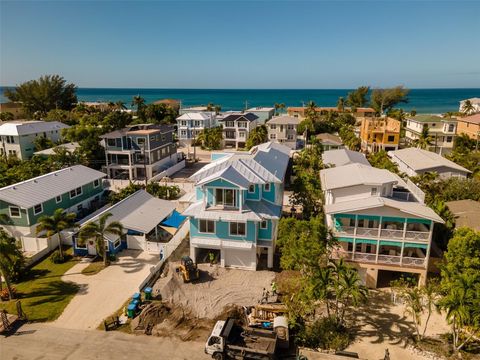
[176,256,200,283]
[244,303,288,329]
[205,317,289,360]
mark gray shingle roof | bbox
[0,165,106,208]
[388,148,471,173]
[267,116,301,125]
[323,149,370,167]
[80,190,176,234]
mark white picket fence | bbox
[138,221,189,290]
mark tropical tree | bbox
[245,125,268,149]
[461,100,476,115]
[131,95,146,113]
[0,229,23,300]
[196,126,223,150]
[36,208,77,260]
[115,101,127,111]
[346,86,370,108]
[338,125,360,151]
[370,86,409,115]
[415,125,433,150]
[367,150,399,173]
[78,213,124,266]
[336,97,345,112]
[0,112,14,121]
[274,103,286,115]
[4,75,77,117]
[33,136,55,151]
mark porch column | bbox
[424,221,434,271]
[375,239,380,264]
[128,153,133,180]
[202,186,206,208]
[267,247,274,269]
[377,216,383,237]
[239,190,243,212]
[354,214,358,236]
[352,238,356,260]
[400,242,405,265]
[403,218,408,240]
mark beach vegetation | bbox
[196,126,223,150]
[370,86,409,115]
[245,124,268,149]
[0,112,15,121]
[461,99,476,115]
[107,182,181,203]
[345,86,370,108]
[0,228,25,300]
[4,75,77,117]
[414,124,434,149]
[274,102,285,115]
[338,124,360,150]
[367,150,399,173]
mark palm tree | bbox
[461,100,475,115]
[274,103,286,115]
[402,286,424,341]
[36,209,77,260]
[415,125,433,150]
[337,97,345,112]
[337,266,368,324]
[78,213,123,266]
[0,228,22,300]
[115,101,127,111]
[245,125,268,149]
[131,95,146,113]
[107,101,115,110]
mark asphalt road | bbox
[1,323,210,360]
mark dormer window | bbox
[371,187,378,196]
[215,188,237,207]
[264,183,271,192]
[248,185,255,193]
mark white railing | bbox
[380,229,404,239]
[405,231,429,241]
[402,257,427,268]
[353,253,377,263]
[335,226,355,235]
[332,250,353,260]
[355,228,378,237]
[378,255,401,265]
[406,179,426,203]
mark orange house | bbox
[360,117,400,153]
[456,113,480,142]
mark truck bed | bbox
[227,326,277,355]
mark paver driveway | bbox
[54,250,158,330]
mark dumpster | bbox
[127,304,136,318]
[144,287,152,300]
[130,299,139,309]
[132,293,141,303]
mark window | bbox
[137,137,146,146]
[387,135,395,142]
[226,121,235,127]
[215,189,237,207]
[448,124,455,132]
[180,120,187,126]
[150,136,156,141]
[33,204,43,215]
[270,124,276,130]
[70,186,83,199]
[287,134,294,140]
[371,187,378,195]
[366,244,372,253]
[56,195,62,204]
[107,138,116,147]
[446,136,453,143]
[238,121,247,128]
[260,220,268,229]
[180,130,187,138]
[264,183,271,192]
[269,134,276,140]
[248,184,255,193]
[287,124,294,130]
[9,206,21,218]
[199,219,215,233]
[347,242,353,251]
[355,243,362,252]
[162,135,166,141]
[93,179,100,188]
[104,241,109,250]
[229,222,246,236]
[114,239,121,248]
[77,204,83,211]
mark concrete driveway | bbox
[54,250,159,330]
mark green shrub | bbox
[108,253,117,262]
[297,316,350,350]
[50,250,65,264]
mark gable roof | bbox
[324,196,444,223]
[446,199,480,231]
[177,112,215,121]
[389,148,471,173]
[317,133,343,146]
[190,141,290,186]
[457,113,480,125]
[0,165,106,208]
[218,113,259,122]
[322,149,370,167]
[0,120,69,136]
[79,190,176,234]
[266,116,301,125]
[320,163,404,190]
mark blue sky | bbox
[1,0,479,88]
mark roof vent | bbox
[33,180,37,183]
[12,186,16,190]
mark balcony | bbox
[333,249,427,268]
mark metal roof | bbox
[218,113,259,122]
[266,116,301,125]
[322,149,370,167]
[177,112,215,121]
[388,148,470,173]
[34,142,80,156]
[0,165,106,208]
[325,196,444,223]
[320,163,400,190]
[80,190,176,234]
[0,120,69,136]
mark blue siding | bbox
[206,188,215,206]
[190,218,256,242]
[204,179,239,189]
[196,187,204,201]
[262,183,276,203]
[259,219,273,240]
[245,185,260,201]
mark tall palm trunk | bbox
[57,232,64,259]
[0,266,15,300]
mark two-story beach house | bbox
[0,165,106,252]
[183,142,291,270]
[217,113,259,149]
[0,120,69,160]
[320,157,444,288]
[360,117,400,153]
[176,112,217,146]
[101,124,179,181]
[405,115,457,155]
[455,113,480,142]
[266,116,301,149]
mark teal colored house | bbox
[0,165,106,252]
[184,142,291,270]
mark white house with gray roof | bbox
[0,165,106,252]
[388,148,471,179]
[176,112,217,146]
[0,120,69,160]
[266,116,301,149]
[320,159,444,288]
[322,148,370,168]
[183,142,291,270]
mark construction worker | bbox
[261,288,269,304]
[271,281,277,296]
[208,251,215,266]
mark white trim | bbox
[260,220,268,229]
[93,179,100,188]
[70,186,83,199]
[55,195,62,204]
[264,183,271,192]
[9,206,21,218]
[113,239,121,249]
[248,184,255,193]
[229,221,247,237]
[33,203,43,216]
[198,219,216,234]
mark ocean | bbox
[1,87,479,114]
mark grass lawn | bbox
[0,248,80,322]
[81,260,105,276]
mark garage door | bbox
[224,249,255,270]
[127,235,145,250]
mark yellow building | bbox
[360,117,400,153]
[456,113,480,142]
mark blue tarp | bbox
[161,210,187,228]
